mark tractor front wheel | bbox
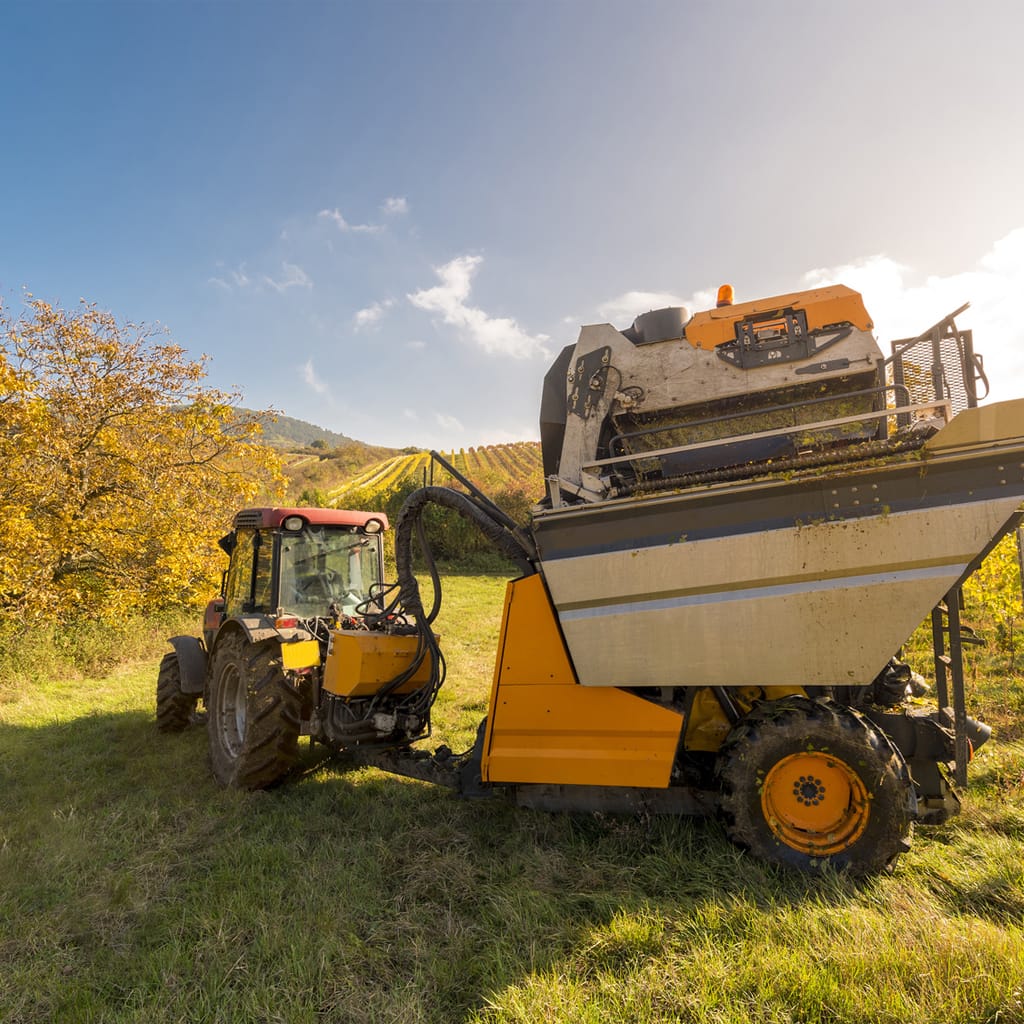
[206,632,303,789]
[716,696,916,875]
[156,652,198,733]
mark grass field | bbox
[3,576,1024,1023]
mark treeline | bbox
[0,296,282,627]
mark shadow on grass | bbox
[2,708,1021,1024]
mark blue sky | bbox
[4,0,1024,449]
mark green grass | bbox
[3,577,1024,1023]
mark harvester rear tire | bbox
[716,696,916,875]
[156,652,198,733]
[207,632,303,790]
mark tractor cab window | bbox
[252,533,273,611]
[224,529,255,616]
[223,528,274,616]
[278,525,382,619]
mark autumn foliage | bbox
[0,297,282,623]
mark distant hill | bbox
[247,408,544,512]
[250,410,356,450]
[283,440,409,503]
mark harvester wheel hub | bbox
[762,751,869,855]
[794,775,825,805]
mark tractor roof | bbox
[232,507,389,531]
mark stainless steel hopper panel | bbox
[532,398,1024,689]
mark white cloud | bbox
[686,287,719,312]
[435,411,464,433]
[408,255,550,359]
[264,262,313,293]
[382,196,409,216]
[317,207,382,234]
[596,290,688,327]
[405,339,427,351]
[208,264,252,291]
[302,359,327,395]
[353,299,394,331]
[403,408,419,420]
[801,228,1024,396]
[476,422,541,445]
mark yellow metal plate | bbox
[280,639,321,671]
[492,573,577,686]
[484,681,684,787]
[482,575,683,787]
[322,630,435,698]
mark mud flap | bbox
[168,635,208,694]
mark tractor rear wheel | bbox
[206,632,303,789]
[716,696,916,875]
[156,652,198,733]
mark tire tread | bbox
[717,695,916,874]
[156,652,197,733]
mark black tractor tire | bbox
[206,631,303,790]
[716,695,916,875]
[156,652,199,733]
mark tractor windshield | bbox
[278,525,382,619]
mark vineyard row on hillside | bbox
[326,442,544,506]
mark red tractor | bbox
[156,506,390,788]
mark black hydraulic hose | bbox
[428,451,519,533]
[393,485,536,621]
[362,485,536,720]
[429,451,539,562]
[416,511,442,625]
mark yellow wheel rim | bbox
[761,751,870,855]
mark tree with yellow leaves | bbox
[0,296,283,622]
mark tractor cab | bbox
[277,524,381,620]
[204,507,388,648]
[160,505,395,790]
